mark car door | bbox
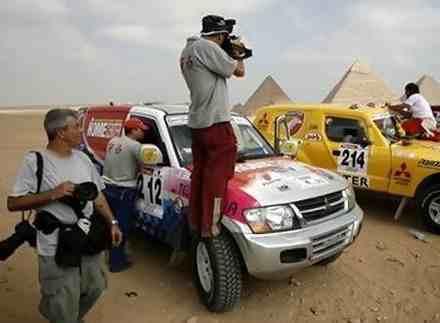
[132,115,191,247]
[323,115,391,191]
[322,116,371,189]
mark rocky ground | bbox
[0,112,439,323]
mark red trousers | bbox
[402,118,424,135]
[190,122,237,237]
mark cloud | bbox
[100,25,152,46]
[0,0,438,106]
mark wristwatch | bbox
[111,219,119,226]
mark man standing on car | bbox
[180,15,245,238]
[7,108,122,323]
[103,117,148,272]
[388,83,438,136]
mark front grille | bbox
[294,191,345,222]
[311,225,352,260]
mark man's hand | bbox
[111,224,123,247]
[52,181,75,200]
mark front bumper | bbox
[223,204,363,280]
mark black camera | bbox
[221,35,253,60]
[0,182,99,261]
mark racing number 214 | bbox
[341,149,365,169]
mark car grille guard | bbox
[290,190,348,228]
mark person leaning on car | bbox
[102,117,149,272]
[180,15,245,238]
[7,108,122,323]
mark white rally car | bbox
[80,103,364,312]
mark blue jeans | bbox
[103,185,137,272]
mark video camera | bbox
[220,19,252,60]
[222,35,253,60]
[201,15,252,60]
[0,182,98,261]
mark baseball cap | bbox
[124,118,148,131]
[201,15,235,36]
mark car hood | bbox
[230,157,347,206]
[392,140,440,161]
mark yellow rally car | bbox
[253,103,440,233]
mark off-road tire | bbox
[417,184,440,234]
[192,232,242,312]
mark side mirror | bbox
[356,136,371,147]
[279,139,303,157]
[139,144,163,165]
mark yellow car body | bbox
[253,103,440,231]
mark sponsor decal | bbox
[225,202,238,216]
[342,174,369,188]
[304,131,322,141]
[393,162,411,185]
[418,159,440,170]
[86,118,122,138]
[166,115,188,126]
[277,184,290,192]
[295,174,328,188]
[257,112,270,130]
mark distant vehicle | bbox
[253,103,440,233]
[80,103,363,312]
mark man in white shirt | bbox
[388,83,437,135]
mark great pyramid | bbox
[323,60,398,105]
[416,75,440,105]
[241,76,291,116]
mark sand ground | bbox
[0,112,439,323]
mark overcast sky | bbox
[1,0,439,107]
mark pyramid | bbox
[241,76,291,116]
[416,75,440,105]
[323,60,398,105]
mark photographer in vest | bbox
[7,108,122,323]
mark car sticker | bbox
[295,174,328,188]
[392,162,411,185]
[304,131,322,141]
[86,118,123,138]
[166,115,188,126]
[417,159,440,170]
[341,174,369,188]
[138,168,165,219]
[336,144,369,175]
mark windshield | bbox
[373,116,400,141]
[167,116,275,166]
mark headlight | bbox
[343,185,356,211]
[243,205,299,234]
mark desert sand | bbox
[0,112,439,323]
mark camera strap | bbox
[21,151,43,221]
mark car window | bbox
[325,117,367,143]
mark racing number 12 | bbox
[341,149,365,169]
[147,176,162,206]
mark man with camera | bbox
[7,108,122,323]
[180,15,249,238]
